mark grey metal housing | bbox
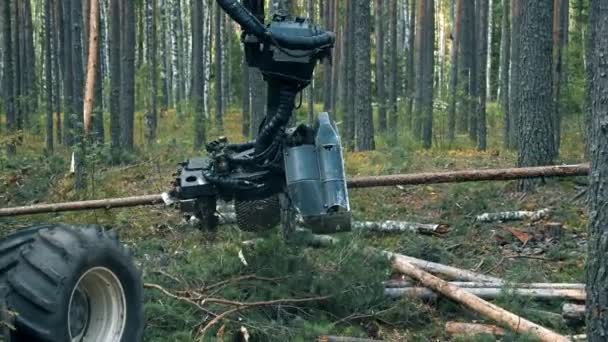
[284,113,351,234]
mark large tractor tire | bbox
[0,224,144,342]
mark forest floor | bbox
[0,105,590,341]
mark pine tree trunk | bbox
[308,0,316,124]
[516,0,554,192]
[214,1,223,130]
[507,0,521,150]
[192,0,206,149]
[354,0,374,151]
[144,0,158,144]
[159,0,169,112]
[344,0,356,150]
[44,0,54,153]
[173,0,186,118]
[241,54,250,137]
[71,0,86,190]
[109,0,121,149]
[375,0,387,132]
[52,0,62,145]
[405,0,416,129]
[120,0,135,149]
[388,0,399,132]
[457,0,474,135]
[447,0,462,143]
[330,0,340,117]
[418,0,434,149]
[586,1,608,340]
[486,0,493,100]
[83,0,100,137]
[499,0,510,148]
[477,0,489,151]
[552,0,568,158]
[3,0,16,155]
[322,0,332,112]
[91,2,104,144]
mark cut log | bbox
[317,336,383,342]
[562,303,585,320]
[0,164,590,217]
[445,322,506,337]
[224,216,449,235]
[352,221,449,235]
[384,280,585,290]
[389,254,570,342]
[347,164,589,188]
[476,208,551,222]
[385,287,586,301]
[389,254,503,283]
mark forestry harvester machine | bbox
[0,1,349,341]
[170,0,351,236]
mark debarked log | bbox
[476,209,551,222]
[385,287,586,301]
[445,322,506,337]
[389,255,570,342]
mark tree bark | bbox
[414,0,435,148]
[83,0,100,135]
[477,0,489,151]
[2,0,15,155]
[144,0,158,144]
[108,0,121,149]
[388,0,398,132]
[322,0,332,112]
[457,0,475,136]
[375,0,387,132]
[586,1,608,340]
[499,0,511,148]
[447,0,462,143]
[516,0,555,192]
[507,0,521,149]
[214,1,223,130]
[192,0,206,149]
[44,0,54,153]
[354,0,375,151]
[120,0,135,150]
[241,54,250,138]
[551,0,568,158]
[344,0,356,150]
[405,0,416,129]
[446,322,506,338]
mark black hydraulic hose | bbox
[255,84,298,153]
[215,0,335,50]
[215,0,267,37]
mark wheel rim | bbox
[68,267,127,342]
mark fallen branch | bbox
[476,208,551,223]
[244,232,503,283]
[562,303,585,320]
[385,287,586,301]
[317,336,383,342]
[445,322,505,337]
[389,254,570,342]
[384,280,584,290]
[144,283,217,317]
[197,295,330,339]
[0,164,589,217]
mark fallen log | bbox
[385,287,586,301]
[445,322,505,337]
[347,164,589,188]
[384,280,584,290]
[389,254,570,342]
[476,209,551,223]
[0,164,589,217]
[317,336,383,342]
[352,221,449,235]
[562,303,585,320]
[223,215,449,235]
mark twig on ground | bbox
[475,208,551,223]
[317,336,383,342]
[144,283,217,317]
